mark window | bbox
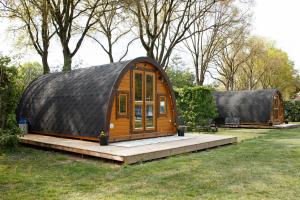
[117,92,129,118]
[158,95,167,116]
[146,75,153,101]
[119,94,127,114]
[134,72,143,129]
[145,73,155,129]
[135,73,143,101]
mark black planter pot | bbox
[177,127,185,137]
[99,136,109,146]
[268,121,273,126]
[285,119,289,124]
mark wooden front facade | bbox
[109,63,177,142]
[271,91,285,125]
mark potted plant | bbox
[285,119,289,124]
[99,131,109,146]
[177,126,185,137]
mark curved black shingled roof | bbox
[17,57,176,138]
[213,89,281,124]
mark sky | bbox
[0,0,299,74]
[252,0,300,70]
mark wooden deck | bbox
[221,123,300,129]
[20,133,237,164]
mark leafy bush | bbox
[0,55,23,149]
[0,114,23,149]
[175,86,218,130]
[284,100,300,122]
[0,127,23,149]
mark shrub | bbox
[0,55,23,149]
[0,127,22,149]
[175,86,218,130]
[284,100,300,122]
[0,114,23,149]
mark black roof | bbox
[16,57,176,138]
[213,89,281,124]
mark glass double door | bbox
[133,70,156,131]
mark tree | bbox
[87,2,137,63]
[235,37,270,90]
[17,62,43,91]
[183,0,241,85]
[0,0,54,74]
[47,0,106,71]
[233,38,300,99]
[259,48,298,99]
[211,26,250,90]
[126,0,219,69]
[166,54,194,88]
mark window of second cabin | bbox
[118,93,128,116]
[159,96,167,115]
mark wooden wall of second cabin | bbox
[271,92,285,124]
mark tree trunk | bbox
[195,69,200,85]
[199,73,205,86]
[62,48,72,71]
[194,57,200,85]
[146,50,155,60]
[229,77,234,91]
[108,41,114,63]
[41,53,50,74]
[225,82,229,91]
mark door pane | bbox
[146,104,154,128]
[135,73,143,101]
[146,74,153,101]
[134,104,143,129]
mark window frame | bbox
[157,94,167,117]
[116,91,129,119]
[145,72,156,130]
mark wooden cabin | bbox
[17,57,178,143]
[213,89,285,127]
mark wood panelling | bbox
[271,92,285,125]
[109,70,130,139]
[109,62,176,142]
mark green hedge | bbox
[0,56,22,149]
[174,86,218,130]
[284,100,300,122]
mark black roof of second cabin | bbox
[16,57,176,138]
[213,89,281,124]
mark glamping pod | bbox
[213,89,284,127]
[17,57,177,142]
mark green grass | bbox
[291,121,300,124]
[1,128,300,199]
[217,128,271,142]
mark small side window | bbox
[158,95,167,116]
[117,92,129,118]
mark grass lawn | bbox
[1,127,300,200]
[291,121,300,124]
[217,128,271,142]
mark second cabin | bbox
[17,57,178,142]
[214,89,285,127]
